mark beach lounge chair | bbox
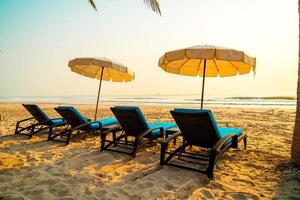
[160,108,247,179]
[101,106,177,157]
[49,106,118,145]
[15,104,65,138]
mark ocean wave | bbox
[0,96,296,108]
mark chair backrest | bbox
[55,106,89,129]
[171,108,221,148]
[23,104,50,123]
[110,106,150,137]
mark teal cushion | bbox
[50,118,64,125]
[218,127,242,137]
[148,122,177,138]
[218,127,243,145]
[173,108,242,145]
[34,105,50,121]
[174,108,243,138]
[57,106,89,124]
[90,118,118,129]
[113,106,150,129]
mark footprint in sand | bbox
[232,178,255,187]
[57,190,70,197]
[0,196,25,200]
[163,183,175,190]
[24,188,45,196]
[37,179,57,185]
[49,187,70,197]
[102,192,120,200]
[127,194,142,200]
[57,197,76,200]
[173,179,200,199]
[93,189,107,198]
[197,189,214,199]
[137,181,154,190]
[77,173,95,183]
[227,192,260,200]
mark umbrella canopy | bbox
[158,45,256,108]
[69,57,134,82]
[68,57,135,120]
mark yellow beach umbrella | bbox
[158,45,256,109]
[68,57,135,120]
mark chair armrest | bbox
[162,131,182,145]
[85,117,91,122]
[137,126,164,139]
[212,133,236,152]
[35,119,53,126]
[72,121,97,131]
[102,124,122,134]
[17,117,35,123]
[39,118,65,126]
[49,121,68,128]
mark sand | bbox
[0,103,299,200]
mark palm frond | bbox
[88,0,98,12]
[143,0,161,15]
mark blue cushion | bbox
[113,106,150,129]
[148,122,177,138]
[89,118,118,129]
[218,127,242,137]
[50,118,64,125]
[218,127,243,145]
[57,106,89,124]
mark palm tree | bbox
[291,0,300,166]
[88,0,97,11]
[88,0,161,15]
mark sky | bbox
[0,0,298,98]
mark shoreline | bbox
[0,101,296,110]
[0,95,296,109]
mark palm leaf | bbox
[87,0,161,15]
[88,0,98,12]
[143,0,161,15]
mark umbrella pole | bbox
[201,59,207,109]
[95,67,104,120]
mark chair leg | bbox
[232,135,238,149]
[243,137,247,149]
[15,122,20,135]
[182,137,186,152]
[113,131,117,147]
[160,142,167,166]
[100,132,106,151]
[131,138,139,158]
[178,143,188,159]
[48,127,53,141]
[207,151,217,179]
[29,125,36,139]
[65,130,71,145]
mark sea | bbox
[0,95,296,109]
